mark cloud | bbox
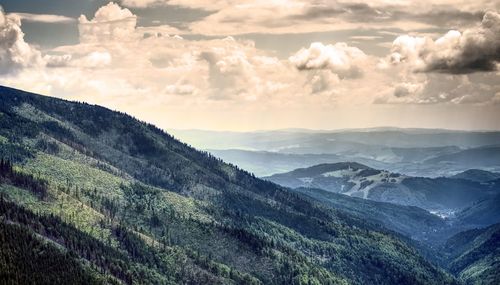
[78,2,138,43]
[309,70,340,94]
[10,13,75,23]
[393,81,426,98]
[198,37,287,100]
[121,0,164,8]
[350,36,384,41]
[389,11,500,74]
[0,7,44,74]
[121,0,227,9]
[164,82,196,95]
[289,42,367,79]
[1,1,499,135]
[44,54,72,67]
[377,71,500,105]
[121,0,495,36]
[78,51,112,68]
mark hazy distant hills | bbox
[425,145,500,169]
[0,86,461,284]
[172,128,500,150]
[172,129,500,177]
[451,169,500,182]
[265,162,500,213]
[267,163,500,253]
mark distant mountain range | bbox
[171,129,500,177]
[171,128,500,150]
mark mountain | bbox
[440,223,500,284]
[451,169,500,182]
[171,129,500,151]
[0,201,106,284]
[205,149,346,177]
[455,194,500,227]
[206,148,446,177]
[0,86,457,284]
[289,187,455,243]
[265,163,500,212]
[425,146,500,169]
[174,130,500,178]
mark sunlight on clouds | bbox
[388,11,500,74]
[0,8,44,74]
[78,2,138,43]
[0,2,499,130]
[289,42,367,79]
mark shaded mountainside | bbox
[0,207,106,285]
[455,195,500,227]
[0,86,457,284]
[265,163,500,212]
[440,223,500,284]
[290,187,453,243]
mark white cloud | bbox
[389,11,500,74]
[44,54,72,67]
[78,2,138,43]
[165,83,196,95]
[79,51,112,68]
[10,13,75,23]
[0,7,44,74]
[393,81,426,98]
[289,42,367,79]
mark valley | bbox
[0,86,497,284]
[0,86,467,284]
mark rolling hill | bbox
[265,163,500,212]
[0,86,459,284]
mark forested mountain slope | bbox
[0,86,457,284]
[290,187,453,243]
[440,223,500,284]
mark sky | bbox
[0,0,499,131]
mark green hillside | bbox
[0,86,458,284]
[441,223,500,284]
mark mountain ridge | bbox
[0,85,458,284]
